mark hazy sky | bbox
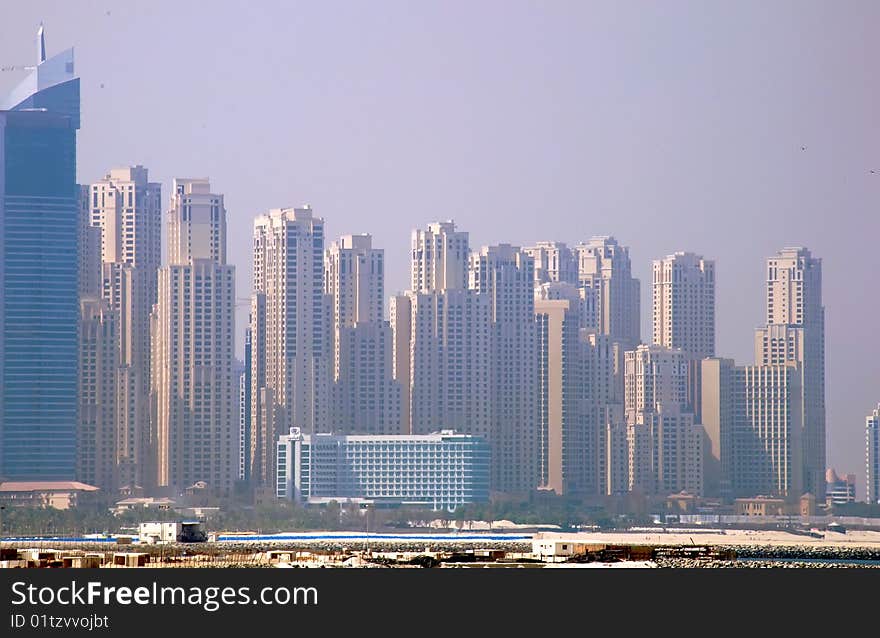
[2,0,878,493]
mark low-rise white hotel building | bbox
[276,429,489,511]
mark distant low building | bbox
[734,496,787,517]
[0,481,99,510]
[111,497,177,515]
[138,521,205,543]
[533,539,576,560]
[825,469,856,506]
[139,522,181,543]
[276,428,490,511]
[666,491,699,513]
[800,493,817,516]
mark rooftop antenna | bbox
[37,22,46,64]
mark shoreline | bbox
[5,527,880,568]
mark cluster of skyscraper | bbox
[80,172,235,495]
[5,32,880,506]
[241,218,832,504]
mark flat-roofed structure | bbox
[0,480,98,509]
[276,429,489,511]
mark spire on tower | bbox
[37,23,46,64]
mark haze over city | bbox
[1,0,878,491]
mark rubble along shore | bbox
[655,558,880,568]
[6,538,880,568]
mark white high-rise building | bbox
[534,282,627,496]
[535,279,598,332]
[700,357,739,498]
[165,178,226,266]
[755,247,825,497]
[411,221,469,293]
[332,322,402,435]
[89,166,162,278]
[867,405,880,504]
[523,241,578,286]
[624,344,688,421]
[153,178,236,496]
[325,234,384,331]
[575,236,640,349]
[625,344,704,495]
[738,365,804,497]
[652,252,715,415]
[590,333,627,496]
[390,294,412,434]
[406,289,491,440]
[535,284,594,496]
[628,403,704,496]
[702,358,804,498]
[470,245,538,493]
[250,207,327,488]
[78,185,118,491]
[395,221,489,450]
[652,252,716,358]
[325,235,401,434]
[600,405,629,496]
[590,333,625,407]
[87,166,162,490]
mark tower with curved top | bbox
[0,27,81,480]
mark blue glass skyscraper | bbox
[0,28,80,480]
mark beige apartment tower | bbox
[406,288,491,439]
[739,364,804,497]
[624,344,688,422]
[534,284,594,496]
[625,344,704,495]
[523,241,578,286]
[395,221,490,450]
[326,234,401,434]
[700,357,738,497]
[250,207,328,488]
[755,247,825,497]
[325,235,384,377]
[89,166,162,278]
[533,283,628,496]
[86,166,162,490]
[411,221,469,293]
[652,252,715,415]
[77,186,116,490]
[702,357,805,498]
[652,252,716,358]
[575,236,640,349]
[153,178,236,496]
[77,298,119,491]
[590,333,627,496]
[628,403,704,496]
[390,294,412,434]
[470,244,539,494]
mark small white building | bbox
[138,522,180,544]
[532,539,575,560]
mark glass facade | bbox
[0,51,80,479]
